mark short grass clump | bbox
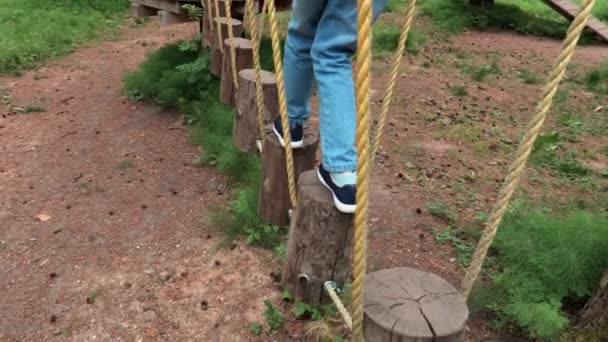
[0,0,129,74]
[124,38,284,251]
[372,22,426,54]
[531,132,592,178]
[583,61,608,95]
[476,205,608,339]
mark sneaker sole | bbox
[317,168,356,214]
[273,124,304,149]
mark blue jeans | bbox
[283,0,388,173]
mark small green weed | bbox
[250,321,262,336]
[518,68,541,84]
[294,301,336,321]
[448,85,468,97]
[458,60,501,82]
[263,300,284,333]
[427,201,457,223]
[24,104,46,113]
[86,289,99,304]
[116,160,134,170]
[434,228,475,266]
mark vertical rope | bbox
[245,0,268,147]
[371,0,416,162]
[213,0,223,49]
[461,0,596,299]
[352,0,373,339]
[223,0,240,91]
[267,0,297,208]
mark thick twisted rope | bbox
[461,0,596,299]
[245,0,268,147]
[213,0,223,50]
[223,0,240,91]
[371,0,416,162]
[205,0,215,46]
[267,0,297,208]
[353,0,373,339]
[324,282,353,330]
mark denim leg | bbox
[283,0,326,125]
[311,0,388,173]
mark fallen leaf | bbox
[37,213,51,222]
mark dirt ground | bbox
[1,15,607,342]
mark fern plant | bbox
[479,208,608,339]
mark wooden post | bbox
[210,17,243,77]
[159,10,191,25]
[364,267,468,341]
[258,126,318,226]
[220,38,253,106]
[233,69,278,152]
[281,171,353,305]
[132,4,157,17]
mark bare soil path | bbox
[0,22,278,341]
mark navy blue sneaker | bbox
[273,118,303,149]
[317,164,356,214]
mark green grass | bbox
[583,61,608,95]
[531,132,592,178]
[23,103,46,113]
[449,85,469,96]
[419,0,607,40]
[475,205,608,339]
[372,22,426,54]
[0,0,129,74]
[116,160,134,170]
[518,68,542,84]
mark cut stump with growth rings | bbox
[233,69,278,152]
[364,267,468,341]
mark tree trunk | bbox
[281,170,353,305]
[210,18,243,77]
[233,69,278,152]
[220,38,253,106]
[258,126,318,226]
[574,270,608,340]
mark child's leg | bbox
[311,0,388,173]
[283,0,326,125]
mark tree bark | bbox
[210,17,243,77]
[574,270,608,340]
[220,38,253,106]
[233,69,278,152]
[258,126,318,226]
[281,170,353,306]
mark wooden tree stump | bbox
[258,126,318,226]
[220,38,253,106]
[364,267,468,341]
[281,171,353,305]
[210,17,243,76]
[233,69,278,152]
